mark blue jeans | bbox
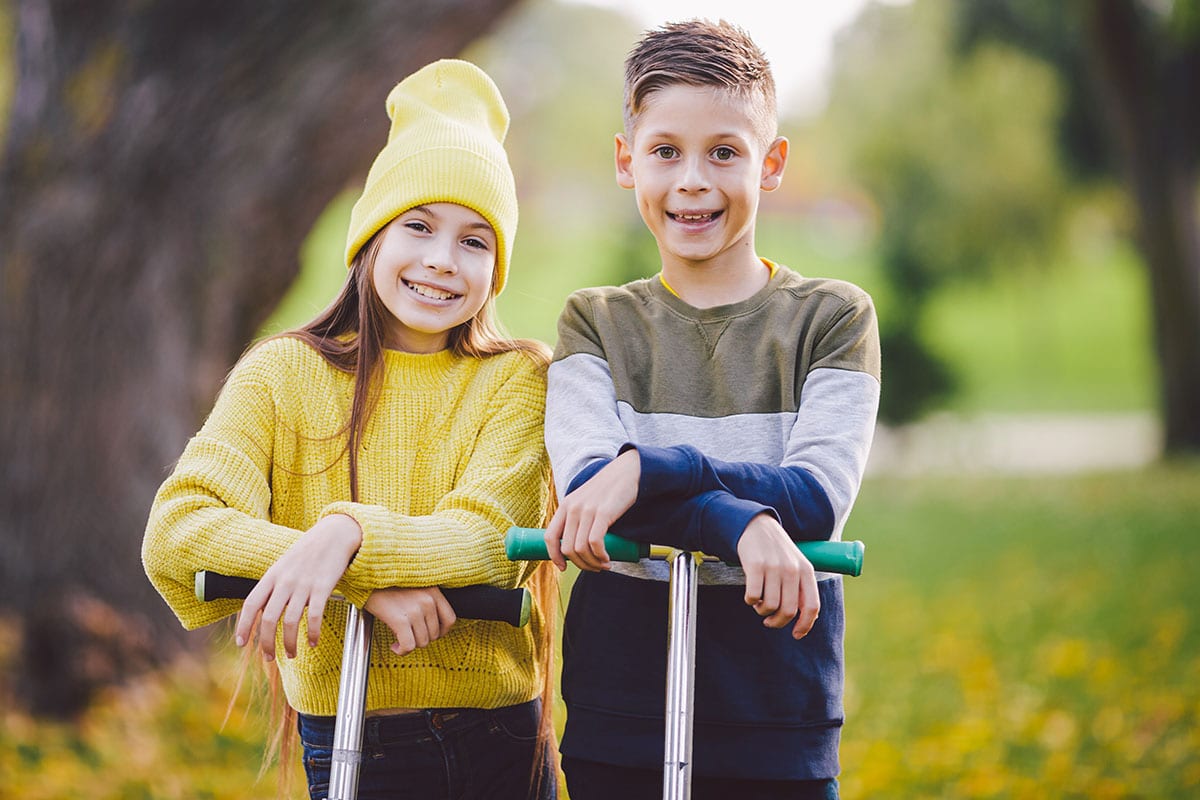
[561,756,838,800]
[298,700,555,800]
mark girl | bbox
[142,60,557,799]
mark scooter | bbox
[504,528,864,800]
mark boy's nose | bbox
[677,158,711,193]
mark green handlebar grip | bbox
[504,527,864,577]
[506,527,648,563]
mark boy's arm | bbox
[624,290,880,539]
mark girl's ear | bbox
[760,136,788,192]
[615,133,636,189]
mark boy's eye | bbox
[653,145,678,159]
[713,146,736,161]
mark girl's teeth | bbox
[677,213,712,221]
[410,283,454,300]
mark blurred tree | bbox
[956,0,1200,454]
[0,0,518,717]
[824,0,1072,423]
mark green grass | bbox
[840,463,1200,798]
[4,464,1197,797]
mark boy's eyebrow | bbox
[639,127,753,143]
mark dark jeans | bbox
[298,700,555,800]
[561,756,838,800]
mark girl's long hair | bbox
[242,229,560,796]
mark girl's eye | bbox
[653,145,677,159]
[463,236,490,251]
[404,220,431,233]
[713,146,735,161]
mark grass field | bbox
[4,463,1197,798]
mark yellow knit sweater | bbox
[142,335,551,715]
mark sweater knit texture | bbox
[143,336,551,715]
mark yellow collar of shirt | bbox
[659,259,777,298]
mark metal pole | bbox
[663,550,699,800]
[328,604,374,800]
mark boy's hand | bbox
[545,449,641,572]
[364,587,456,656]
[234,513,362,661]
[737,513,820,639]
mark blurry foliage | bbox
[823,0,1074,423]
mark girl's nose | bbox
[422,235,458,273]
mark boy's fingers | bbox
[587,517,611,568]
[743,565,764,607]
[544,512,567,571]
[791,572,822,640]
[764,577,801,629]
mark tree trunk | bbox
[1081,0,1200,455]
[0,0,517,717]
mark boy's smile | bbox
[372,203,496,353]
[615,84,787,292]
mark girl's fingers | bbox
[434,591,457,631]
[307,597,325,648]
[390,625,417,656]
[235,578,272,647]
[257,589,292,661]
[281,593,308,658]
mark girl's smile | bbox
[372,203,496,353]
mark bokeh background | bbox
[1,0,1197,797]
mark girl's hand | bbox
[364,587,456,656]
[737,513,820,639]
[235,514,363,661]
[545,449,641,572]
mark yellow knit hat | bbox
[345,59,518,294]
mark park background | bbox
[1,0,1197,797]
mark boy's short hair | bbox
[623,19,778,146]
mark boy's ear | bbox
[760,136,789,192]
[615,133,636,189]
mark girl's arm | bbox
[329,358,551,607]
[141,343,303,630]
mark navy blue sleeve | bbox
[564,460,775,562]
[628,444,836,541]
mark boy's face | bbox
[615,85,787,275]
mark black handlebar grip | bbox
[194,571,531,627]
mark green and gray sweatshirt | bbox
[545,263,881,781]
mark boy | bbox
[542,19,880,800]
